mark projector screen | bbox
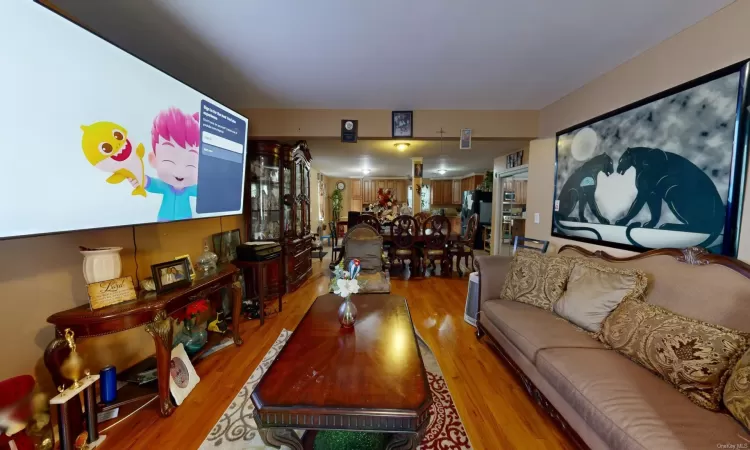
[0,2,249,239]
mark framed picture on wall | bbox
[392,111,413,138]
[552,60,750,256]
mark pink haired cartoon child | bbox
[130,108,200,221]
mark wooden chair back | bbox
[358,214,381,233]
[463,213,478,245]
[423,215,451,250]
[329,221,339,247]
[414,212,429,233]
[513,236,550,255]
[390,215,418,249]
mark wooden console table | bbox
[46,264,243,417]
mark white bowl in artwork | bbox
[80,247,123,284]
[556,222,720,249]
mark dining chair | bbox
[414,212,429,231]
[330,221,342,263]
[512,236,550,255]
[329,223,391,293]
[389,215,420,279]
[449,213,478,276]
[358,214,381,233]
[422,215,451,277]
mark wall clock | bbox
[336,181,346,191]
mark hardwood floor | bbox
[98,255,575,449]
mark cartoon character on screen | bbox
[130,108,200,222]
[80,121,147,197]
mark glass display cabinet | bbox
[245,140,312,294]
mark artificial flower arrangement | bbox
[377,188,396,208]
[329,259,367,297]
[172,299,210,354]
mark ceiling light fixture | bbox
[437,169,446,175]
[362,168,371,174]
[394,143,410,152]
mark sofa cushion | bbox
[724,348,750,430]
[600,299,750,411]
[537,348,750,450]
[501,249,574,310]
[554,260,647,333]
[482,299,605,361]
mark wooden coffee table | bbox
[251,294,432,449]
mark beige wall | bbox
[1,215,243,391]
[528,0,750,259]
[241,109,538,139]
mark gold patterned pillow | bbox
[600,300,749,411]
[501,250,574,310]
[724,349,750,429]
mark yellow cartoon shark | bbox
[80,121,147,197]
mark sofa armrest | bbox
[475,255,513,310]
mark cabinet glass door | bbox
[250,154,280,240]
[283,163,292,236]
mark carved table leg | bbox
[145,310,175,417]
[231,278,244,346]
[259,428,303,450]
[386,433,420,450]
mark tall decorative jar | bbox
[80,247,123,283]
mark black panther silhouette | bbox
[554,153,614,240]
[615,147,724,249]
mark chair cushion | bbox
[394,249,413,256]
[358,272,390,293]
[501,249,575,310]
[600,299,750,411]
[537,348,750,450]
[449,245,472,253]
[426,249,446,256]
[553,261,647,333]
[345,235,383,271]
[482,299,605,361]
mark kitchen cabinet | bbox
[361,179,409,206]
[451,180,461,205]
[351,179,362,200]
[429,180,454,205]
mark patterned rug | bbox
[200,329,471,449]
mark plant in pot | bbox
[173,300,209,355]
[329,188,344,222]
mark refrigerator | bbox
[461,190,492,249]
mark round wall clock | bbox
[336,181,346,190]
[344,121,354,131]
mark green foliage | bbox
[329,189,344,221]
[482,171,494,191]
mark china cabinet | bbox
[245,140,313,294]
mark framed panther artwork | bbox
[552,60,750,256]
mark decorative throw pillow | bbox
[725,349,750,430]
[600,300,749,411]
[553,260,647,333]
[501,249,574,310]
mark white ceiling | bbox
[307,139,527,178]
[51,0,732,110]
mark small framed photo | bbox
[460,128,472,150]
[212,228,242,263]
[174,254,196,280]
[392,111,413,138]
[151,258,192,293]
[413,163,423,178]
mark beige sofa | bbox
[476,245,750,450]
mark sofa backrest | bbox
[558,246,750,332]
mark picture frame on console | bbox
[151,258,192,293]
[212,228,242,263]
[552,60,750,256]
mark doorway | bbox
[492,167,528,256]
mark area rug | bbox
[200,329,471,450]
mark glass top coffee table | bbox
[251,293,432,449]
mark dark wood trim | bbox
[558,245,750,280]
[475,317,589,450]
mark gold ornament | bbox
[60,329,86,389]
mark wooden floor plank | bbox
[97,256,575,450]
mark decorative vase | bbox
[337,296,358,328]
[197,243,218,273]
[175,319,208,356]
[80,247,122,283]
